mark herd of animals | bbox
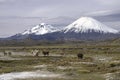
[2,50,84,59]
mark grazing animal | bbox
[31,50,40,57]
[31,50,34,55]
[3,51,7,56]
[34,52,39,57]
[42,51,49,56]
[3,51,12,56]
[77,53,83,59]
[8,52,12,56]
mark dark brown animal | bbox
[77,53,83,59]
[8,52,12,56]
[3,51,7,56]
[42,51,49,56]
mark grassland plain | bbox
[0,42,120,80]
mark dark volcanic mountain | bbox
[7,17,120,41]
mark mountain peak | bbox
[63,17,119,34]
[21,23,57,35]
[38,23,46,28]
[7,17,120,41]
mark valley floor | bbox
[0,43,120,80]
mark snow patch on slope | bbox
[22,23,58,35]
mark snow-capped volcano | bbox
[21,23,57,35]
[8,17,120,41]
[63,17,119,34]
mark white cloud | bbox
[0,0,15,3]
[28,7,55,17]
[95,0,120,5]
[0,0,120,37]
[0,0,6,2]
[84,9,120,16]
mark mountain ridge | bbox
[5,17,120,41]
[21,23,58,35]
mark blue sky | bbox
[0,0,120,37]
